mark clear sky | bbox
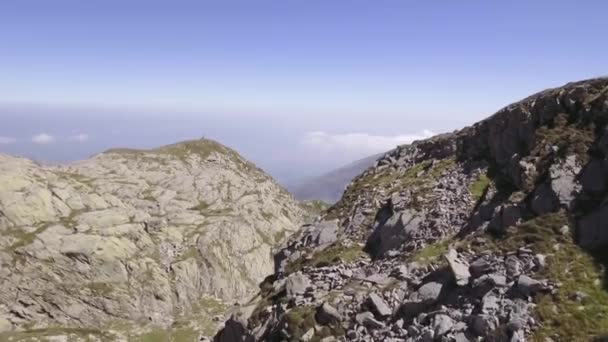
[0,1,606,184]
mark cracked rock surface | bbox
[0,139,306,340]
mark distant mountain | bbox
[288,153,384,203]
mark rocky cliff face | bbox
[215,78,608,342]
[0,139,306,341]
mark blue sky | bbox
[0,1,606,183]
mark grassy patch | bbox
[408,238,452,265]
[6,224,49,252]
[285,244,366,275]
[466,212,608,341]
[283,306,316,341]
[197,297,227,316]
[282,306,344,342]
[529,112,596,179]
[468,172,490,202]
[273,230,287,243]
[178,247,200,261]
[86,282,114,296]
[189,201,210,212]
[135,328,171,342]
[0,327,116,342]
[327,157,456,221]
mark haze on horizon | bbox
[0,1,606,184]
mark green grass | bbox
[0,327,116,342]
[282,305,345,342]
[86,282,114,296]
[6,224,49,252]
[178,247,200,261]
[408,238,452,265]
[284,244,366,274]
[327,157,456,221]
[189,201,210,212]
[273,230,288,243]
[467,212,608,341]
[468,172,490,202]
[135,328,171,342]
[283,306,316,341]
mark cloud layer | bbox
[301,130,434,158]
[32,133,55,144]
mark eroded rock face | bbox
[0,139,305,338]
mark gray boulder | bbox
[316,302,342,325]
[366,293,392,318]
[432,314,455,337]
[285,273,311,297]
[445,249,471,286]
[366,208,423,258]
[355,311,385,329]
[311,220,339,246]
[516,275,544,296]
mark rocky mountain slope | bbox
[289,154,382,204]
[215,78,608,342]
[0,139,306,341]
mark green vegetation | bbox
[178,247,200,261]
[6,224,49,252]
[273,230,287,243]
[530,113,596,179]
[197,297,227,316]
[467,212,608,341]
[86,282,114,296]
[283,306,316,341]
[468,172,490,202]
[408,238,452,265]
[328,157,457,220]
[189,201,210,212]
[261,211,274,221]
[285,244,366,274]
[141,188,156,201]
[0,327,116,342]
[282,306,345,342]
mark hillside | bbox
[215,78,608,342]
[0,139,306,341]
[289,154,382,204]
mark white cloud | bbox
[68,133,89,142]
[32,133,55,144]
[301,130,434,157]
[0,136,16,145]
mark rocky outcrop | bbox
[215,78,608,342]
[0,139,305,340]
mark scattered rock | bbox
[285,273,311,297]
[445,249,471,286]
[366,292,392,318]
[316,302,342,325]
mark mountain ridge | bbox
[0,138,306,341]
[215,77,608,342]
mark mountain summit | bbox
[0,138,305,340]
[215,78,608,342]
